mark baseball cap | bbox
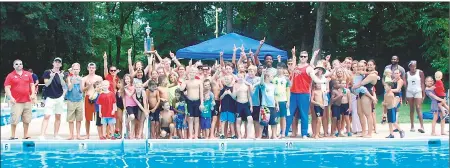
[54,57,62,63]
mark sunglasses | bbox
[110,69,117,72]
[300,56,308,58]
[14,63,23,66]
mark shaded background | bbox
[1,2,448,95]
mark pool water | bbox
[0,107,66,126]
[1,140,448,168]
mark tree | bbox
[312,2,326,64]
[226,2,233,33]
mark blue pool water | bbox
[0,107,66,126]
[0,139,448,167]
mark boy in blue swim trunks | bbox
[201,79,215,139]
[219,63,237,139]
[383,82,405,138]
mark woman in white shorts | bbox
[405,60,425,133]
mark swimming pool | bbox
[1,139,448,167]
[0,106,66,126]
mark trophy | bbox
[144,23,154,53]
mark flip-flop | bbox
[8,137,18,140]
[418,129,425,133]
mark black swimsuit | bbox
[116,92,124,110]
[359,75,374,97]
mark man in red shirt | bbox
[4,59,36,140]
[103,52,120,93]
[288,49,325,138]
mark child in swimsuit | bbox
[174,89,187,139]
[383,82,405,138]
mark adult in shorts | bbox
[65,63,84,140]
[81,62,103,139]
[4,59,36,140]
[40,57,66,140]
[405,60,425,133]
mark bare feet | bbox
[290,134,297,138]
[363,135,372,138]
[76,136,85,140]
[67,136,74,140]
[441,132,447,136]
[431,132,437,136]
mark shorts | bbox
[236,102,251,119]
[279,101,288,117]
[340,103,350,116]
[314,106,324,117]
[437,96,446,103]
[44,96,65,115]
[331,104,341,120]
[161,127,170,134]
[406,90,422,99]
[387,108,397,123]
[10,102,32,125]
[84,95,95,121]
[95,111,102,126]
[175,114,186,129]
[187,99,201,117]
[220,111,236,123]
[213,100,220,116]
[126,106,140,121]
[101,117,116,125]
[252,106,260,121]
[67,101,84,122]
[200,117,211,129]
[150,110,160,122]
[353,86,368,95]
[259,107,278,126]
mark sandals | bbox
[418,129,425,133]
[24,137,31,139]
[9,137,18,140]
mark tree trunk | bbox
[108,41,112,65]
[115,35,122,66]
[226,2,233,33]
[131,10,136,61]
[312,2,326,65]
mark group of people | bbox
[4,38,449,140]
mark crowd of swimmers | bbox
[4,38,449,140]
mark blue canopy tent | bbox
[176,33,288,61]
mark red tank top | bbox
[290,65,312,94]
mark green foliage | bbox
[1,2,448,89]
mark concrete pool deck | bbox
[1,112,449,141]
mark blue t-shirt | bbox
[220,85,236,113]
[66,76,83,102]
[201,92,215,118]
[246,76,261,106]
[42,70,64,99]
[32,73,38,83]
[260,82,276,107]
